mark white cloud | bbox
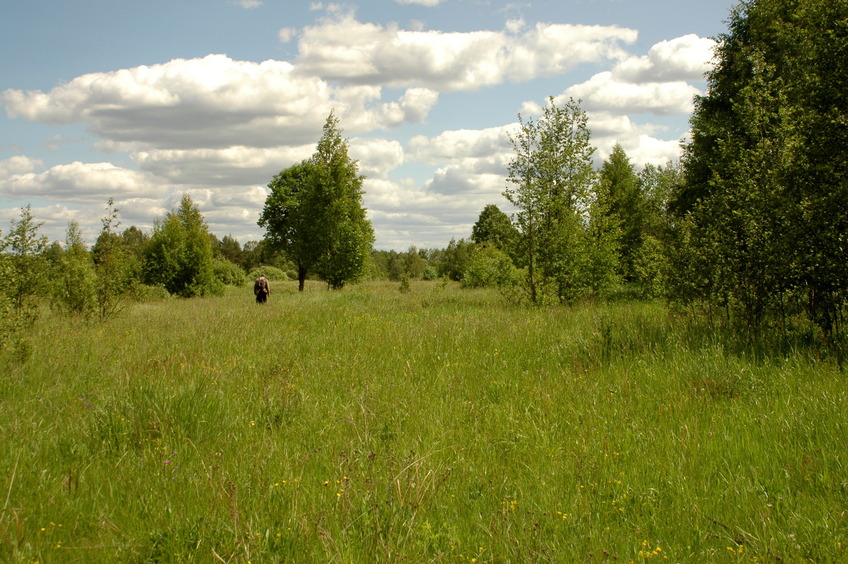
[0,203,100,242]
[614,34,716,83]
[2,56,325,147]
[0,12,713,250]
[562,72,701,115]
[292,11,637,90]
[558,35,714,117]
[0,155,43,177]
[407,125,513,174]
[587,112,682,166]
[395,0,443,6]
[1,55,442,151]
[277,27,297,42]
[0,161,168,204]
[132,145,314,185]
[349,138,405,179]
[363,177,490,249]
[235,0,263,8]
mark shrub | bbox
[461,244,520,289]
[247,266,289,282]
[213,258,246,287]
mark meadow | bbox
[1,280,845,563]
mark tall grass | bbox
[1,281,845,562]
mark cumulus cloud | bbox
[562,72,701,115]
[0,202,103,243]
[1,55,440,151]
[407,125,513,174]
[349,138,405,179]
[559,34,715,117]
[587,112,682,166]
[613,34,716,83]
[292,10,637,90]
[0,161,168,204]
[363,174,504,250]
[2,56,328,148]
[278,27,297,42]
[132,145,314,185]
[0,155,43,177]
[0,11,712,249]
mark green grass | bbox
[1,281,846,562]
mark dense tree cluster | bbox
[672,0,847,338]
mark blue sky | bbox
[1,0,733,250]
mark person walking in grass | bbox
[254,273,270,304]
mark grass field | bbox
[1,280,846,563]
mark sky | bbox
[0,0,733,251]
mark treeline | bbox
[367,147,680,296]
[0,197,255,326]
[2,0,846,357]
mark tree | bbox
[260,112,374,290]
[92,199,140,319]
[504,97,596,304]
[439,238,472,282]
[638,162,683,297]
[585,187,621,297]
[3,205,49,313]
[143,195,223,297]
[0,206,48,359]
[471,204,518,256]
[54,220,97,317]
[673,0,848,337]
[219,234,243,266]
[597,144,642,282]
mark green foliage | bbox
[675,0,848,338]
[247,265,289,282]
[3,204,48,314]
[0,240,19,354]
[398,272,411,293]
[260,112,375,291]
[596,144,641,282]
[471,204,518,257]
[219,234,243,266]
[92,199,141,320]
[638,162,682,297]
[212,258,246,287]
[438,238,471,281]
[504,97,597,304]
[143,195,224,298]
[584,193,621,298]
[369,248,440,282]
[53,220,97,317]
[0,206,47,360]
[461,243,520,289]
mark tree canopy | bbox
[143,195,223,298]
[673,0,848,336]
[260,112,374,290]
[504,96,597,304]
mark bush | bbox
[213,258,246,287]
[461,244,520,289]
[247,266,289,282]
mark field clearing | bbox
[1,281,846,563]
